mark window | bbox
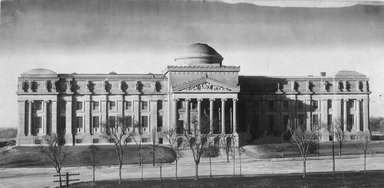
[125,101,132,110]
[312,100,319,109]
[349,114,354,126]
[328,115,333,126]
[59,101,66,112]
[157,100,163,110]
[35,101,42,111]
[328,100,332,109]
[157,116,163,129]
[268,101,274,110]
[93,139,99,143]
[297,101,304,109]
[93,116,99,128]
[283,101,289,109]
[76,101,83,110]
[142,138,149,143]
[283,115,289,129]
[93,101,99,110]
[109,116,116,125]
[142,101,148,110]
[109,101,116,110]
[76,116,83,134]
[312,114,319,126]
[298,115,305,125]
[348,100,355,109]
[142,116,149,127]
[268,115,274,126]
[35,117,42,129]
[126,116,133,127]
[76,139,82,144]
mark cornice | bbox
[166,65,240,72]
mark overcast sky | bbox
[1,0,384,128]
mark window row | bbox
[69,100,162,111]
[250,100,334,110]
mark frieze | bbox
[183,82,231,91]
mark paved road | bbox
[0,152,382,188]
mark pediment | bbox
[173,77,239,92]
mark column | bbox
[65,100,72,135]
[320,99,328,129]
[209,98,214,134]
[343,99,348,131]
[221,99,226,134]
[363,98,369,131]
[185,99,190,132]
[173,99,178,130]
[101,99,108,132]
[17,100,26,136]
[85,97,91,134]
[233,98,238,134]
[356,99,361,131]
[51,100,57,135]
[306,99,312,131]
[28,100,33,136]
[150,100,158,133]
[42,101,48,135]
[197,98,202,132]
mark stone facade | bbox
[16,43,371,146]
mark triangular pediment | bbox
[173,77,239,92]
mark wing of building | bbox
[16,43,371,146]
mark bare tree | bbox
[220,134,231,163]
[202,145,220,178]
[35,134,70,188]
[238,146,245,176]
[357,132,370,175]
[161,127,182,180]
[131,130,145,181]
[288,125,320,178]
[81,145,101,183]
[333,119,346,157]
[102,116,136,184]
[183,116,212,180]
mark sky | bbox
[1,0,384,128]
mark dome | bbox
[175,43,223,66]
[22,68,57,75]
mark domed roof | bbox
[175,43,223,66]
[21,68,57,76]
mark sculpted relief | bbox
[184,82,230,91]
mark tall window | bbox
[157,116,163,129]
[76,116,83,133]
[298,115,305,126]
[157,100,163,110]
[312,114,319,129]
[312,100,319,110]
[76,101,83,110]
[35,101,42,111]
[297,101,304,109]
[126,116,133,127]
[109,116,116,125]
[125,101,132,110]
[328,100,332,109]
[142,116,149,129]
[59,101,66,112]
[92,116,99,128]
[348,100,355,109]
[142,101,148,110]
[92,101,99,111]
[268,101,274,110]
[109,101,116,110]
[283,101,289,109]
[35,117,42,129]
[327,114,333,130]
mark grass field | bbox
[71,171,384,188]
[0,145,176,168]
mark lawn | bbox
[0,145,176,168]
[71,171,384,188]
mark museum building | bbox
[16,43,371,146]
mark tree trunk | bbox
[58,171,62,188]
[209,157,212,178]
[239,152,242,176]
[332,140,335,176]
[364,150,367,175]
[119,162,122,184]
[233,149,236,176]
[141,160,144,181]
[195,163,199,180]
[175,158,178,180]
[93,166,95,183]
[160,163,162,180]
[303,158,306,178]
[339,144,342,157]
[227,152,229,162]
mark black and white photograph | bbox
[1,0,384,187]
